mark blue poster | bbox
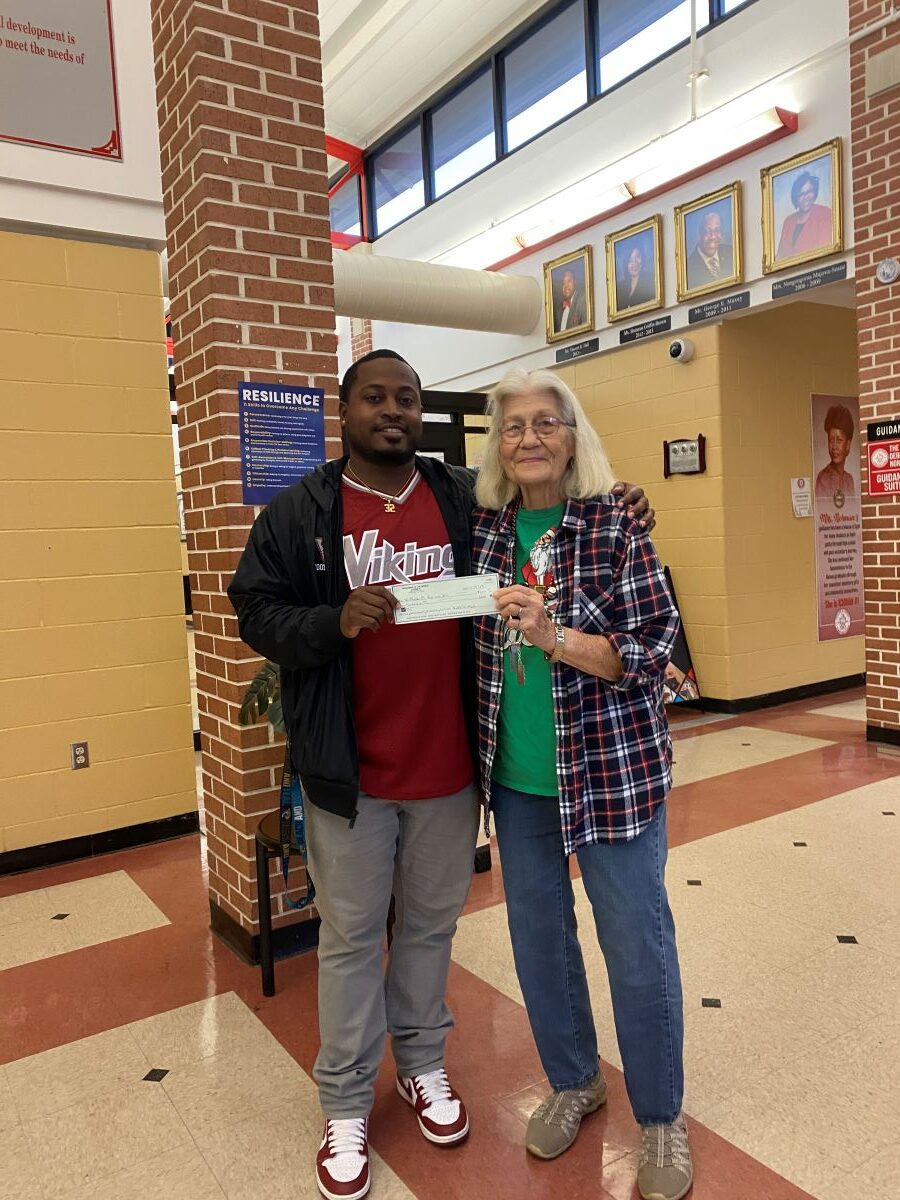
[238,382,326,505]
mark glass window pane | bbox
[597,0,710,92]
[372,125,425,235]
[329,176,361,237]
[431,69,496,198]
[503,2,587,152]
[721,0,752,12]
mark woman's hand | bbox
[612,481,655,532]
[494,584,556,654]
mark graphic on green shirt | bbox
[492,503,564,797]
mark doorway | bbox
[419,390,488,466]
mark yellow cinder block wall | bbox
[556,325,730,695]
[557,302,863,701]
[717,304,863,698]
[0,231,196,854]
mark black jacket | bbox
[228,454,478,823]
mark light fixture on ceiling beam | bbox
[626,106,794,195]
[436,183,632,269]
[432,102,797,272]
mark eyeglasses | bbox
[499,416,576,443]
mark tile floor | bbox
[2,686,898,1200]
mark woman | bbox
[618,244,655,309]
[471,369,692,1200]
[776,170,833,260]
[814,403,855,502]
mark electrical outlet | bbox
[71,741,90,770]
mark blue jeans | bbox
[491,783,684,1125]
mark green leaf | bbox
[238,660,281,726]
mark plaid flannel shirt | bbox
[473,495,679,853]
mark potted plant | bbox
[238,660,284,733]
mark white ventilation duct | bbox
[332,251,543,336]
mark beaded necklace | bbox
[503,502,560,685]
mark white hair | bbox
[474,368,616,509]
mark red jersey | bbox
[342,472,473,801]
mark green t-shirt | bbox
[492,503,565,797]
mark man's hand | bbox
[612,481,655,533]
[340,586,399,638]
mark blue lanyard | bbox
[278,745,315,911]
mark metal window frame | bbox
[369,120,427,238]
[593,0,717,102]
[359,0,762,242]
[428,62,497,200]
[329,173,364,247]
[327,135,367,246]
[499,0,589,157]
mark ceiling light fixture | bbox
[431,100,796,271]
[626,105,790,195]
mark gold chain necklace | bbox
[345,462,418,513]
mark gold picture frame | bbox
[675,182,743,303]
[543,246,594,344]
[606,215,663,322]
[761,138,843,275]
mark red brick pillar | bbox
[850,0,900,746]
[151,0,340,954]
[350,317,374,360]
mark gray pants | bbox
[305,784,480,1118]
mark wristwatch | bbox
[544,624,566,663]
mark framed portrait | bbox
[675,182,743,302]
[606,215,663,322]
[761,138,843,274]
[544,246,594,343]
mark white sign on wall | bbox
[0,0,121,159]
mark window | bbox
[431,69,496,198]
[363,0,751,238]
[503,1,587,152]
[329,176,362,237]
[372,125,425,235]
[596,0,710,93]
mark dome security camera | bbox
[669,338,695,363]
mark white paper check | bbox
[392,573,500,624]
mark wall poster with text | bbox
[811,393,864,642]
[0,0,121,159]
[239,383,326,506]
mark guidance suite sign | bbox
[0,0,121,159]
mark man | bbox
[554,268,587,333]
[228,350,651,1200]
[686,210,733,291]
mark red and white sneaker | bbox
[397,1068,469,1145]
[316,1117,370,1200]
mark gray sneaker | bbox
[525,1069,607,1159]
[637,1113,693,1200]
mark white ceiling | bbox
[320,0,547,152]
